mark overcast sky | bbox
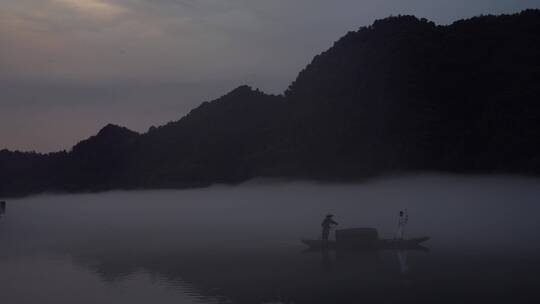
[1,0,539,152]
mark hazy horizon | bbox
[2,0,540,153]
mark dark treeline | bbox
[2,10,540,197]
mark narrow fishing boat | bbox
[301,228,429,251]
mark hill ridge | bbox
[2,10,540,197]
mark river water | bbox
[1,174,540,303]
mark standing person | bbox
[321,214,338,244]
[395,209,408,240]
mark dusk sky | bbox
[2,0,539,152]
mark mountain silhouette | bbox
[2,10,540,197]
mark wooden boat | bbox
[302,227,429,251]
[301,236,430,251]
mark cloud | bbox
[52,0,127,19]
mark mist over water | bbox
[1,174,540,303]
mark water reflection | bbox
[0,201,6,220]
[63,243,430,304]
[396,250,409,275]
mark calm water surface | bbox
[1,175,540,304]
